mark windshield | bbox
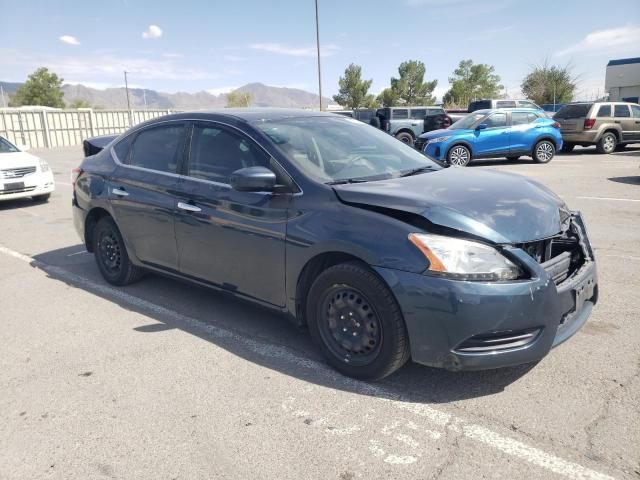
[554,104,592,119]
[254,116,440,183]
[448,112,486,130]
[0,137,19,153]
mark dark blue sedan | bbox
[72,109,597,380]
[416,108,563,166]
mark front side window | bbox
[449,112,486,130]
[597,105,612,117]
[188,124,269,184]
[614,105,631,118]
[484,112,507,128]
[393,109,408,119]
[631,105,640,118]
[255,116,439,184]
[129,124,185,173]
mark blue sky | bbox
[1,0,639,101]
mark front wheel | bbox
[306,262,410,380]
[533,140,555,163]
[395,132,414,147]
[93,216,144,286]
[447,145,471,166]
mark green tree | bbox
[521,62,576,105]
[69,99,92,108]
[390,60,438,105]
[333,63,375,110]
[225,91,252,107]
[10,67,65,108]
[376,88,398,107]
[443,59,503,107]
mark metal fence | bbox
[0,108,176,149]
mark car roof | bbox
[149,108,336,124]
[472,108,541,114]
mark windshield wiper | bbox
[326,178,370,185]
[400,166,436,177]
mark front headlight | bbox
[426,136,451,144]
[408,233,522,281]
[39,159,50,172]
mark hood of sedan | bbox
[332,168,567,244]
[0,151,40,169]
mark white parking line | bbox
[577,196,640,202]
[0,243,620,480]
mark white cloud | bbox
[556,25,640,57]
[161,52,182,58]
[249,43,340,57]
[207,86,238,96]
[142,25,163,40]
[59,35,80,46]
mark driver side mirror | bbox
[230,166,277,192]
[476,124,488,130]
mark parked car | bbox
[332,108,378,125]
[73,109,597,380]
[0,136,54,202]
[375,106,451,146]
[468,99,543,112]
[415,108,562,166]
[553,102,640,153]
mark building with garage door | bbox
[605,57,640,104]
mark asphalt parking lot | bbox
[1,145,639,480]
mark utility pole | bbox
[124,71,132,124]
[314,0,323,111]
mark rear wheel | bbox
[93,216,143,286]
[395,132,414,147]
[447,145,471,166]
[560,143,575,153]
[596,132,617,154]
[533,140,555,163]
[306,262,410,380]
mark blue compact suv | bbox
[415,109,563,166]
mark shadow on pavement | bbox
[0,197,49,211]
[31,245,534,404]
[608,176,640,185]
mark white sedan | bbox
[0,137,55,202]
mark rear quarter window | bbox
[468,100,491,112]
[597,105,612,117]
[496,100,517,108]
[113,135,133,162]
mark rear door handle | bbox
[177,201,202,213]
[112,187,129,197]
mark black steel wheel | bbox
[93,216,143,286]
[307,262,410,380]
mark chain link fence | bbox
[0,108,176,149]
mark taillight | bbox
[551,122,561,129]
[583,118,596,130]
[71,167,83,186]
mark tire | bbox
[32,193,50,202]
[506,156,520,161]
[306,262,410,380]
[395,132,414,147]
[447,144,471,166]
[93,216,144,286]
[533,140,555,163]
[560,143,575,153]
[596,132,617,154]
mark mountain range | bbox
[0,81,334,110]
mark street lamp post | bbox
[315,0,323,111]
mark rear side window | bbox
[484,112,507,128]
[631,105,640,118]
[511,112,534,125]
[129,124,185,173]
[393,109,408,119]
[497,100,517,108]
[188,124,270,184]
[410,109,426,119]
[614,105,631,117]
[597,105,612,117]
[113,135,133,162]
[469,100,491,112]
[554,104,593,119]
[425,108,445,116]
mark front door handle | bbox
[177,201,202,213]
[112,187,129,197]
[614,120,621,124]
